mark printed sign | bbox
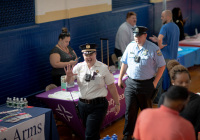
[0,114,45,140]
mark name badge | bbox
[129,52,135,58]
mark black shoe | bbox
[122,135,132,140]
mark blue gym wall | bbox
[153,0,200,36]
[0,0,199,105]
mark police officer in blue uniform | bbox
[118,26,166,140]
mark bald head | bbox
[163,10,172,18]
[161,10,173,24]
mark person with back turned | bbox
[149,10,180,103]
[133,86,196,140]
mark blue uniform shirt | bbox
[159,22,180,59]
[121,40,166,80]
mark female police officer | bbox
[64,43,120,140]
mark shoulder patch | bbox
[156,50,162,56]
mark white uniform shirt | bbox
[73,60,115,99]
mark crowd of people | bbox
[48,7,198,140]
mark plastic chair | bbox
[45,84,66,126]
[111,53,118,66]
[45,84,57,91]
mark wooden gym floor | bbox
[56,65,200,140]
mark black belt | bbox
[79,97,106,104]
[129,77,154,82]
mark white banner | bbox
[0,114,45,140]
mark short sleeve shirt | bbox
[115,22,136,53]
[50,46,76,75]
[121,40,166,80]
[159,22,180,59]
[73,60,115,99]
[133,106,196,140]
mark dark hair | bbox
[172,7,183,22]
[167,60,191,81]
[58,27,70,40]
[165,85,189,101]
[126,11,137,19]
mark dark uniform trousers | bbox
[123,77,155,136]
[78,98,108,140]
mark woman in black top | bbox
[50,27,78,86]
[172,7,187,41]
[158,60,200,139]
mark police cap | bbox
[79,43,97,54]
[133,26,148,37]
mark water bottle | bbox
[61,75,67,91]
[105,135,111,140]
[9,98,12,107]
[20,98,25,109]
[114,134,118,140]
[118,57,122,70]
[24,98,28,108]
[6,97,9,107]
[195,28,198,35]
[111,134,118,140]
[16,98,20,108]
[12,97,16,108]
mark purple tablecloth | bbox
[36,70,127,139]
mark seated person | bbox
[158,60,200,139]
[50,27,78,86]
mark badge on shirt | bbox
[129,52,135,58]
[156,49,162,56]
[91,72,97,80]
[80,70,84,74]
[143,49,148,56]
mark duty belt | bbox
[79,97,106,104]
[129,76,154,82]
